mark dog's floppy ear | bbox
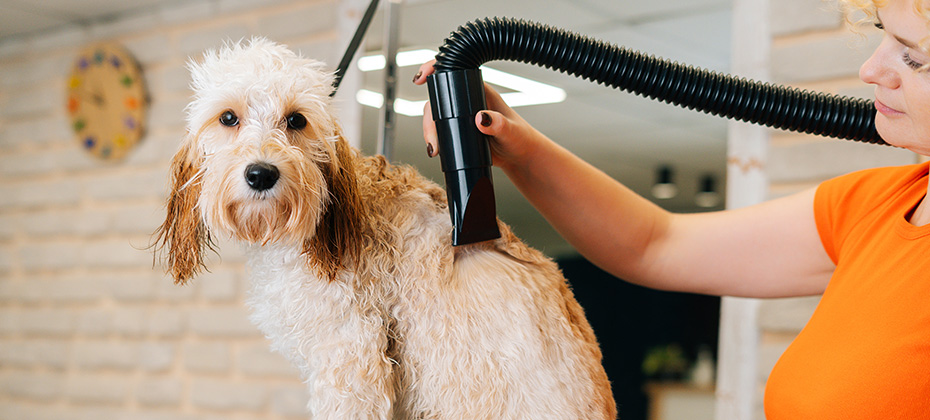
[303,131,366,281]
[152,136,214,285]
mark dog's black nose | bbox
[244,162,280,191]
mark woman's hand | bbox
[413,60,550,173]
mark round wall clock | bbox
[67,42,148,161]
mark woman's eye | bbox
[219,110,239,127]
[903,50,928,71]
[286,113,307,130]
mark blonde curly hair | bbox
[839,0,930,71]
[841,0,929,19]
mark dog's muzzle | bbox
[245,162,280,192]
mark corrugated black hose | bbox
[426,17,886,246]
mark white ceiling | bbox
[0,0,733,254]
[0,0,184,39]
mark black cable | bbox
[331,0,381,96]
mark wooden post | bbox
[716,0,769,419]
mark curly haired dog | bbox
[154,38,616,420]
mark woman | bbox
[415,0,929,417]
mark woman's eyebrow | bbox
[875,11,920,50]
[895,35,919,49]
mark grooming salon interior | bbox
[0,0,919,419]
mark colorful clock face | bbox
[67,43,147,161]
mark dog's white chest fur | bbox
[247,244,397,417]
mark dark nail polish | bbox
[427,143,434,157]
[412,71,422,83]
[480,112,492,127]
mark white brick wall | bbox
[770,0,843,36]
[0,0,358,418]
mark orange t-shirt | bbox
[765,163,930,419]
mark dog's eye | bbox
[219,111,239,127]
[286,113,307,130]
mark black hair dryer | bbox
[427,69,501,246]
[426,17,884,246]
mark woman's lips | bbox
[875,99,904,116]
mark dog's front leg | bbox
[301,306,396,420]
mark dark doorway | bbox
[557,255,721,420]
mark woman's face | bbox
[859,0,930,154]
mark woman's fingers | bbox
[413,60,436,85]
[423,102,439,157]
[416,60,439,156]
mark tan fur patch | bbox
[152,137,215,285]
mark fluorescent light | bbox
[481,66,567,107]
[357,49,438,71]
[357,55,386,72]
[396,49,440,67]
[394,98,428,117]
[355,89,384,108]
[356,89,427,117]
[480,67,565,98]
[357,49,566,115]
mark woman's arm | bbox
[415,62,835,298]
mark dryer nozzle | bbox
[427,69,501,246]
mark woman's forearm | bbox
[500,136,671,284]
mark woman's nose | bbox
[859,38,900,88]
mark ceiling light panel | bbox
[357,49,566,116]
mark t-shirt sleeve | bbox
[814,176,843,265]
[813,164,920,266]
